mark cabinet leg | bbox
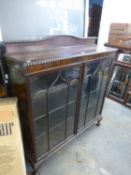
[96,117,103,126]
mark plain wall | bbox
[98,0,131,48]
[0,0,85,41]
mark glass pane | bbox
[117,53,131,64]
[49,123,65,148]
[78,61,103,126]
[30,73,58,93]
[126,79,131,107]
[68,101,76,117]
[62,67,80,80]
[69,80,78,101]
[86,91,98,123]
[49,107,66,129]
[86,106,95,122]
[30,66,80,153]
[33,116,47,137]
[66,80,78,136]
[88,91,99,108]
[78,109,86,129]
[96,77,106,115]
[78,76,90,129]
[48,83,67,148]
[48,84,67,111]
[85,61,102,123]
[30,73,58,119]
[66,101,76,137]
[96,59,111,115]
[66,117,74,137]
[108,66,130,99]
[32,91,47,119]
[35,134,48,158]
[81,76,90,96]
[126,96,131,107]
[80,95,88,111]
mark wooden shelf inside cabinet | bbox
[3,35,116,170]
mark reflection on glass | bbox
[32,91,47,118]
[108,66,131,99]
[34,116,47,136]
[49,123,65,148]
[78,61,103,129]
[48,84,67,111]
[30,67,80,158]
[126,96,131,107]
[96,59,111,115]
[85,64,102,123]
[35,134,48,158]
[117,53,131,64]
[126,80,131,107]
[78,58,112,130]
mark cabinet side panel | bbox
[7,61,36,162]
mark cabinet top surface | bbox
[6,45,96,62]
[5,36,116,67]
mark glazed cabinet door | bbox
[108,65,131,102]
[78,58,112,130]
[28,66,80,160]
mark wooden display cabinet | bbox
[105,43,131,108]
[3,36,115,172]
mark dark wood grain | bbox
[105,42,131,53]
[4,35,116,171]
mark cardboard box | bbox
[0,98,26,175]
[108,23,131,45]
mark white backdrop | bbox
[98,0,131,48]
[0,0,85,41]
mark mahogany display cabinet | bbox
[107,60,131,108]
[105,43,131,108]
[4,36,115,170]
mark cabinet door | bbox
[78,58,112,130]
[29,66,80,159]
[108,66,131,101]
[96,58,112,115]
